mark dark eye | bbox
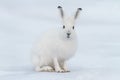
[72,26,74,29]
[63,25,65,29]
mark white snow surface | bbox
[0,0,120,80]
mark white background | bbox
[0,0,120,80]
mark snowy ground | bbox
[0,0,120,80]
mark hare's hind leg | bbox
[35,66,41,72]
[37,66,54,72]
[32,55,54,72]
[32,55,43,71]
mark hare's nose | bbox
[67,32,71,35]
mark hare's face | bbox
[61,17,76,39]
[58,6,82,39]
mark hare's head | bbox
[58,6,82,40]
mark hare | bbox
[32,6,82,73]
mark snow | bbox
[0,0,120,80]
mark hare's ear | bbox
[74,8,82,19]
[58,6,64,19]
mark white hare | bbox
[32,6,82,73]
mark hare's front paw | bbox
[55,68,70,73]
[56,69,65,73]
[63,69,70,72]
[62,66,70,72]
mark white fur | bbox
[31,6,81,73]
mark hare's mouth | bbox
[67,32,71,38]
[67,35,70,38]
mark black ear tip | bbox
[58,6,62,8]
[78,8,82,10]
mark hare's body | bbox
[32,29,77,71]
[32,6,82,72]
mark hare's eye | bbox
[63,25,65,29]
[72,26,74,29]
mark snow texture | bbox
[0,0,120,80]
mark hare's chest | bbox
[54,40,77,60]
